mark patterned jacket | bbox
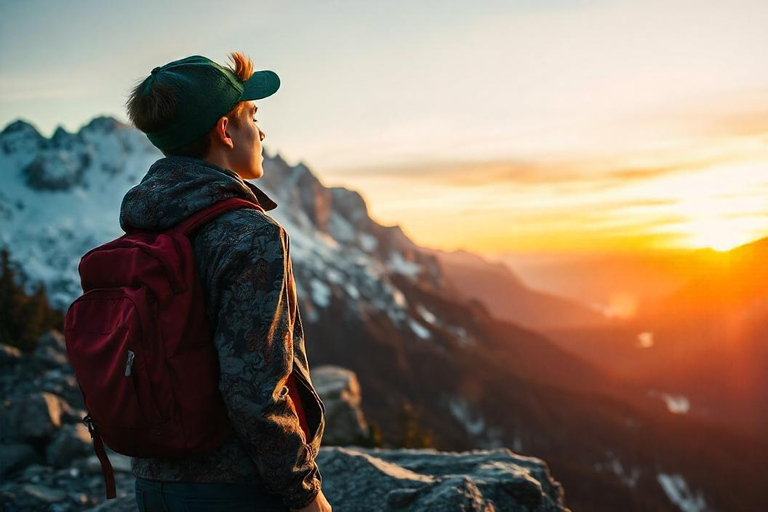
[119,155,326,510]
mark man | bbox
[120,52,332,512]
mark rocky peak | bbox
[1,119,43,138]
[0,119,46,155]
[80,116,128,135]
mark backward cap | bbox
[138,55,280,152]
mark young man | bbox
[120,53,332,512]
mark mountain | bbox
[2,117,767,512]
[543,237,768,441]
[423,247,609,330]
[638,238,768,323]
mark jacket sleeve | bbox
[210,222,321,510]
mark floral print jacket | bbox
[119,155,326,510]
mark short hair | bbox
[125,51,254,158]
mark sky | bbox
[2,0,767,258]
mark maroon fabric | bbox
[64,198,263,498]
[90,425,116,499]
[286,373,311,443]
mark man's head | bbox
[125,52,278,180]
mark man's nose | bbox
[259,129,265,142]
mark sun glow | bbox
[683,218,764,252]
[687,225,756,252]
[650,162,768,254]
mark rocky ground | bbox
[1,330,569,511]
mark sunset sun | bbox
[685,219,757,252]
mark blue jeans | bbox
[134,477,290,512]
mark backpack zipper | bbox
[124,350,135,377]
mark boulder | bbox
[80,451,132,475]
[0,391,64,440]
[313,445,568,511]
[46,423,92,467]
[82,446,567,512]
[312,365,370,445]
[0,443,40,478]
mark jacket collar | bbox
[174,156,278,212]
[243,180,278,211]
[119,155,278,233]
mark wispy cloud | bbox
[355,152,741,191]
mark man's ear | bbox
[213,116,233,149]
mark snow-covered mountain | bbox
[0,117,441,331]
[2,117,767,512]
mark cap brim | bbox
[240,70,280,101]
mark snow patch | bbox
[448,398,486,437]
[387,251,421,278]
[344,283,360,300]
[310,279,331,308]
[657,473,707,512]
[407,318,431,340]
[649,390,691,414]
[325,268,343,284]
[327,212,356,243]
[661,393,690,414]
[358,232,377,252]
[416,304,437,325]
[637,331,654,348]
[448,325,473,347]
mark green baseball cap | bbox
[138,55,280,152]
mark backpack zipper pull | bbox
[124,350,135,377]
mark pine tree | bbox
[397,400,434,448]
[0,246,64,352]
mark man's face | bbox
[227,101,265,180]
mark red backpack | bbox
[64,197,267,499]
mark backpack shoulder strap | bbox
[172,198,265,237]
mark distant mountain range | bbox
[423,247,610,329]
[2,117,766,512]
[544,236,768,442]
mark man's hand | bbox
[291,489,332,512]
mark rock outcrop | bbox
[83,446,567,512]
[0,331,569,512]
[312,365,370,446]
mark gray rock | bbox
[0,391,64,440]
[314,446,569,511]
[80,451,132,474]
[34,330,69,369]
[22,483,67,503]
[47,423,92,467]
[20,463,53,482]
[313,365,370,445]
[83,446,567,512]
[0,483,67,511]
[0,443,40,477]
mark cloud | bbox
[373,154,732,191]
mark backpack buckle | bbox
[82,414,95,437]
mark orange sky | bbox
[332,100,768,256]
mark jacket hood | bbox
[119,155,277,233]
